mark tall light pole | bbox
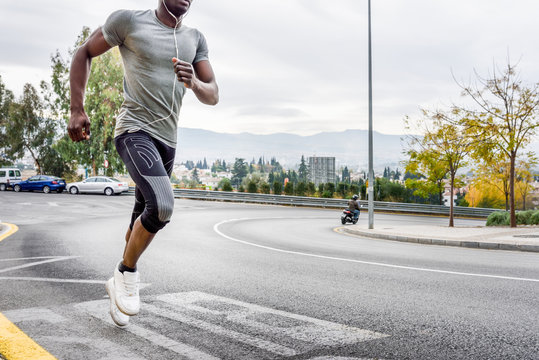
[367,0,374,229]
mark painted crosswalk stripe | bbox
[157,292,388,345]
[76,300,220,360]
[144,302,298,356]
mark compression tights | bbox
[114,131,176,233]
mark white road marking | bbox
[0,256,151,288]
[4,307,66,324]
[47,202,59,207]
[0,256,64,262]
[214,218,539,283]
[144,302,298,356]
[76,300,220,360]
[157,292,387,346]
[0,276,152,290]
[0,256,80,274]
[41,336,147,360]
[6,291,385,359]
[0,276,105,284]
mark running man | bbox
[68,0,218,327]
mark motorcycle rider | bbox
[348,194,360,221]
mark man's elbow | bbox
[209,93,219,106]
[207,87,219,106]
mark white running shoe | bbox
[113,262,140,316]
[105,277,130,327]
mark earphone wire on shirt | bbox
[127,0,187,134]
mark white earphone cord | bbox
[127,0,187,133]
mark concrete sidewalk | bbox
[343,224,539,252]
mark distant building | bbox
[308,157,335,185]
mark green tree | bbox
[45,27,125,177]
[459,62,539,227]
[260,182,271,194]
[273,181,282,195]
[406,107,472,226]
[191,168,200,184]
[404,149,447,206]
[306,182,316,196]
[0,76,15,166]
[298,155,308,182]
[4,84,56,174]
[247,180,258,193]
[219,178,233,191]
[341,166,351,183]
[39,140,75,178]
[284,181,294,195]
[231,158,248,188]
[350,184,360,197]
[382,180,406,202]
[337,182,349,198]
[295,182,307,196]
[324,183,335,197]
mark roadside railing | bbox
[126,187,495,218]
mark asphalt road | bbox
[0,191,538,360]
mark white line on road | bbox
[214,218,539,283]
[0,276,152,290]
[76,300,220,360]
[0,276,106,284]
[144,302,298,356]
[0,256,61,262]
[0,256,81,274]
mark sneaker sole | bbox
[106,279,130,327]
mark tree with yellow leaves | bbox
[458,62,539,227]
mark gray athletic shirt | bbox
[102,9,209,148]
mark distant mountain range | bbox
[176,128,408,171]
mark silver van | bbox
[0,168,22,191]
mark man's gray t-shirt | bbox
[102,9,209,148]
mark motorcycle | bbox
[341,209,358,225]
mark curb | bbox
[342,227,539,253]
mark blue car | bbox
[13,175,66,194]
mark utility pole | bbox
[367,0,374,229]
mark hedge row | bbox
[486,210,539,226]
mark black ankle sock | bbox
[118,262,137,273]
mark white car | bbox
[0,167,22,191]
[67,176,129,196]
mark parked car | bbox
[0,168,22,191]
[13,175,66,193]
[67,176,129,196]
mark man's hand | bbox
[172,57,196,89]
[68,109,91,142]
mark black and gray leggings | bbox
[114,131,176,234]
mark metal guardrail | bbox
[127,187,496,218]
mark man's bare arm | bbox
[68,28,112,142]
[173,59,219,106]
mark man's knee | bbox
[140,175,175,232]
[157,197,174,223]
[141,201,174,233]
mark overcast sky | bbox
[1,0,539,136]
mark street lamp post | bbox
[367,0,374,229]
